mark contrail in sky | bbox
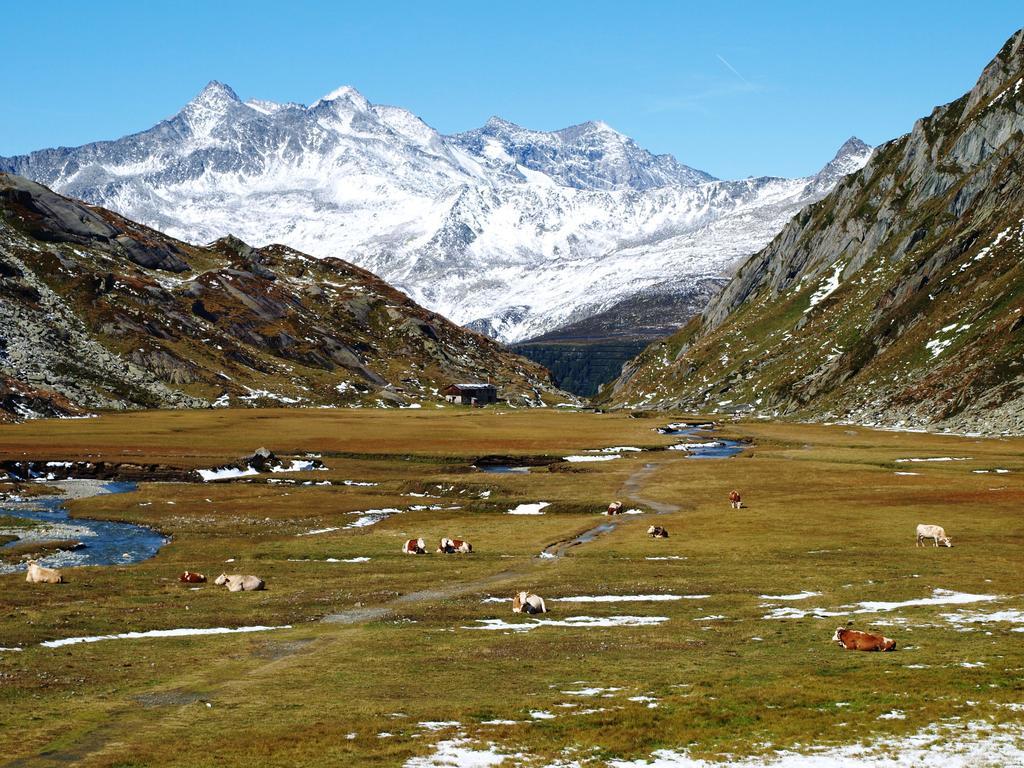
[715,53,752,86]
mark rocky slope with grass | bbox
[0,173,567,420]
[604,29,1024,434]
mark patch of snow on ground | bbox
[40,625,291,648]
[561,687,622,696]
[555,595,691,603]
[894,457,971,463]
[805,262,844,312]
[606,719,1024,767]
[464,616,670,632]
[404,737,511,767]
[942,609,1024,625]
[563,455,621,462]
[855,589,998,613]
[760,591,821,601]
[197,466,260,482]
[508,502,550,515]
[345,508,403,528]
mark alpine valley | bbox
[0,82,871,356]
[604,29,1024,435]
[0,173,566,420]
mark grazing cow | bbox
[25,561,63,584]
[916,523,953,548]
[179,571,206,583]
[729,490,742,509]
[833,627,896,652]
[647,525,669,538]
[607,501,624,515]
[437,537,472,554]
[402,538,427,555]
[213,573,265,592]
[512,591,547,614]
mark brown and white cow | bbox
[606,501,624,515]
[512,591,547,614]
[833,627,896,652]
[179,571,207,583]
[437,537,472,554]
[647,525,669,538]
[214,573,265,592]
[729,490,742,509]
[402,538,427,555]
[916,524,953,548]
[25,561,63,584]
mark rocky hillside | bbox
[0,174,567,420]
[0,81,869,343]
[604,29,1024,435]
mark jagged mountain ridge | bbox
[604,29,1024,435]
[0,83,870,343]
[0,173,567,420]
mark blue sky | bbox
[2,2,1021,178]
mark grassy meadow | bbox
[0,409,1022,766]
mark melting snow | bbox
[805,263,844,312]
[197,466,260,482]
[40,625,291,648]
[507,502,550,515]
[564,455,621,462]
[760,591,821,601]
[404,737,512,767]
[464,616,670,632]
[894,457,971,463]
[606,719,1024,767]
[555,595,706,603]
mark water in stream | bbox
[0,481,167,574]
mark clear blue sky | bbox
[2,1,1021,178]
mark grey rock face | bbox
[607,28,1024,436]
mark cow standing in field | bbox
[512,591,547,614]
[25,561,63,584]
[214,573,265,592]
[729,490,742,509]
[179,571,206,583]
[437,537,472,554]
[833,627,896,652]
[647,525,669,538]
[607,501,623,515]
[916,524,953,547]
[403,538,427,555]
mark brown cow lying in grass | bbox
[26,561,63,584]
[214,573,265,592]
[437,537,472,554]
[512,591,547,614]
[402,538,427,555]
[647,525,669,538]
[179,571,206,583]
[833,627,895,652]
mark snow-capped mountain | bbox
[0,81,871,342]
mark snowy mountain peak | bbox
[312,85,370,111]
[188,80,241,108]
[0,82,870,344]
[810,136,873,188]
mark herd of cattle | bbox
[21,491,956,652]
[402,536,473,555]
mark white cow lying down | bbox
[26,561,63,584]
[512,591,546,614]
[214,573,265,591]
[916,524,953,547]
